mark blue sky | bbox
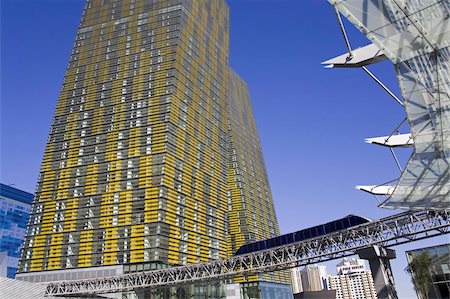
[1,0,447,297]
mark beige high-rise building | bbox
[325,259,378,299]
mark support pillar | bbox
[357,245,397,299]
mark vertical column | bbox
[357,245,397,299]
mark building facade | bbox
[227,71,279,255]
[300,265,327,292]
[0,184,33,278]
[17,0,229,277]
[406,244,450,299]
[290,264,328,294]
[227,70,290,294]
[15,0,288,297]
[325,259,377,299]
[290,267,303,294]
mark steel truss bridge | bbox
[45,210,449,296]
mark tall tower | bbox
[16,1,290,297]
[17,0,230,280]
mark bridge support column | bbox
[357,246,397,299]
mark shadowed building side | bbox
[227,70,292,297]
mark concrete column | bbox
[357,246,397,299]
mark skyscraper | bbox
[15,0,287,296]
[17,0,229,279]
[0,184,33,278]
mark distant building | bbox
[301,265,327,292]
[290,267,303,294]
[290,265,328,297]
[336,258,367,275]
[325,258,377,299]
[0,184,33,278]
[406,244,450,299]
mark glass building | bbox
[0,183,33,278]
[406,244,450,299]
[15,0,290,297]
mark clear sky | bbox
[1,0,448,297]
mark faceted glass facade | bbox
[0,184,33,278]
[16,3,286,295]
[406,244,450,299]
